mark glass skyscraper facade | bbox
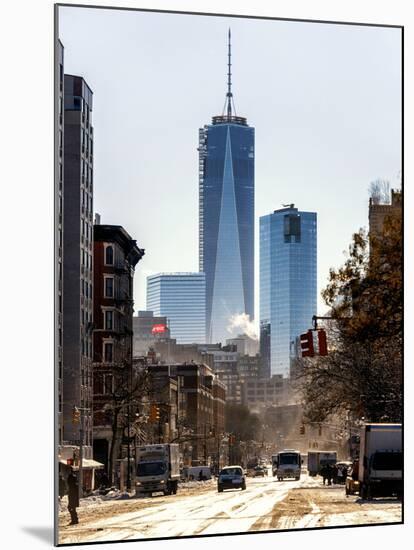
[260,206,317,378]
[199,31,254,344]
[146,273,206,344]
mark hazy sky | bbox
[59,6,401,330]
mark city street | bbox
[58,472,402,544]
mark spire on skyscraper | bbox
[223,28,236,119]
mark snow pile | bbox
[179,479,215,490]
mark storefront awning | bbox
[58,458,104,469]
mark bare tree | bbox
[369,178,390,205]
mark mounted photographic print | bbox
[54,3,403,546]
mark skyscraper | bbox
[146,273,206,344]
[62,74,94,458]
[260,205,317,378]
[199,30,254,344]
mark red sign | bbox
[152,324,166,334]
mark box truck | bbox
[135,444,180,497]
[272,450,302,480]
[307,451,337,476]
[358,423,402,500]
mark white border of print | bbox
[1,1,412,549]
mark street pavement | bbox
[58,471,402,544]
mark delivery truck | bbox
[307,450,337,476]
[135,444,180,497]
[272,450,302,480]
[358,423,402,500]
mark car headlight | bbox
[136,482,142,486]
[160,480,165,484]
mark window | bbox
[105,277,113,298]
[104,342,113,363]
[105,245,114,265]
[284,213,301,243]
[105,310,113,330]
[94,373,104,395]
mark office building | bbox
[62,74,94,458]
[133,311,171,357]
[146,273,206,344]
[199,30,254,344]
[226,333,259,356]
[260,205,317,378]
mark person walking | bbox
[320,464,328,485]
[326,464,333,486]
[59,473,67,500]
[67,468,80,525]
[332,464,339,484]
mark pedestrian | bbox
[198,469,203,481]
[67,468,80,525]
[320,464,328,485]
[100,471,109,489]
[332,464,338,484]
[59,472,67,500]
[326,464,333,486]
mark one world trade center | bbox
[198,29,255,344]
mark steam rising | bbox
[227,313,258,340]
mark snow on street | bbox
[58,473,402,544]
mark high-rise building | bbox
[199,30,254,344]
[62,74,94,458]
[146,273,206,344]
[260,205,317,378]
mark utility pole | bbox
[126,337,133,492]
[79,409,84,499]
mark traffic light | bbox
[300,424,305,435]
[300,330,314,357]
[317,329,328,356]
[72,406,81,424]
[149,403,160,423]
[300,329,328,357]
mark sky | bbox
[58,6,401,332]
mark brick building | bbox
[92,224,144,476]
[369,189,402,240]
[145,363,226,467]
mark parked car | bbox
[252,465,267,477]
[217,466,246,492]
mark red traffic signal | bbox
[317,329,328,356]
[300,329,328,357]
[300,330,314,357]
